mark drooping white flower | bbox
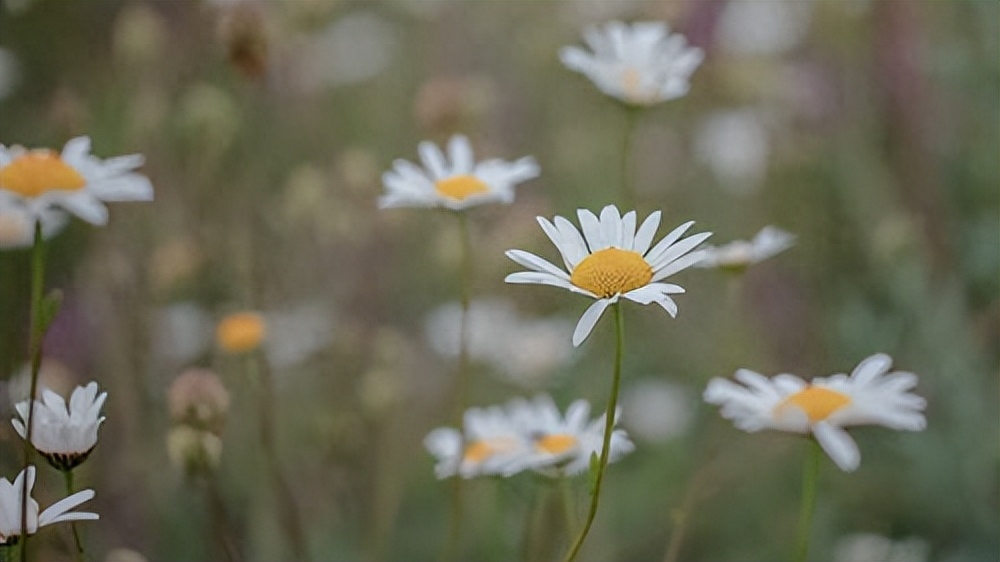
[508,394,633,476]
[505,205,711,346]
[379,135,539,211]
[0,466,98,545]
[13,382,107,471]
[424,404,532,479]
[559,20,703,106]
[703,354,927,472]
[695,226,795,270]
[0,136,153,226]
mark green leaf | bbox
[37,289,63,335]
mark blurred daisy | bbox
[13,382,107,471]
[505,205,711,346]
[0,466,98,545]
[424,404,531,479]
[379,135,539,211]
[703,353,927,472]
[696,226,795,271]
[559,21,703,106]
[0,136,153,226]
[0,207,68,250]
[510,394,633,476]
[216,311,266,354]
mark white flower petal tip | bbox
[0,137,153,226]
[560,20,703,106]
[0,466,98,541]
[703,353,926,471]
[13,382,106,471]
[506,205,708,346]
[379,135,538,211]
[696,225,795,270]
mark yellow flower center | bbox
[0,151,86,198]
[535,433,578,456]
[462,437,516,465]
[570,247,652,298]
[435,175,489,202]
[777,386,851,423]
[216,312,266,353]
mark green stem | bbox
[621,107,639,209]
[562,303,625,562]
[793,439,822,562]
[20,220,47,562]
[559,474,576,538]
[443,211,474,562]
[204,475,241,562]
[63,471,84,562]
[0,544,16,562]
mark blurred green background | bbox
[0,1,997,561]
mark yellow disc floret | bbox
[535,433,578,456]
[570,247,652,298]
[435,175,489,202]
[0,151,86,198]
[216,312,266,353]
[777,386,851,423]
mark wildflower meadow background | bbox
[0,1,998,561]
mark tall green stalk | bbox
[793,439,822,562]
[20,221,47,562]
[621,107,639,209]
[63,470,84,562]
[562,303,625,562]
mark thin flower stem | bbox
[0,545,13,562]
[63,470,85,562]
[246,353,311,562]
[20,221,47,562]
[443,211,473,562]
[793,439,823,562]
[621,107,639,209]
[204,475,242,562]
[562,302,625,562]
[559,474,576,537]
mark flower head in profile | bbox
[704,354,927,472]
[696,226,795,271]
[0,466,98,545]
[506,205,711,346]
[560,21,704,106]
[379,135,539,211]
[13,382,107,471]
[0,136,153,226]
[509,395,633,476]
[424,404,531,479]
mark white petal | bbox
[850,353,893,386]
[577,209,605,252]
[56,195,108,225]
[504,271,575,291]
[812,422,860,472]
[447,135,474,175]
[651,248,711,281]
[572,299,611,347]
[505,250,570,279]
[644,220,694,260]
[599,205,623,249]
[620,211,636,250]
[38,489,97,526]
[632,211,661,254]
[418,141,448,179]
[554,216,589,268]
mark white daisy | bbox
[703,353,927,472]
[424,404,532,479]
[0,466,98,545]
[509,394,634,476]
[379,135,539,211]
[559,20,704,106]
[696,225,795,270]
[13,382,107,471]
[0,206,67,250]
[0,136,153,226]
[505,204,711,346]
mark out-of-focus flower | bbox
[292,13,397,92]
[0,466,98,545]
[112,3,168,68]
[560,21,703,106]
[704,354,927,472]
[832,533,930,562]
[12,382,106,471]
[506,205,711,346]
[167,369,230,434]
[424,298,574,388]
[695,109,770,196]
[217,1,270,80]
[262,300,335,369]
[379,135,539,211]
[176,84,241,159]
[151,303,213,363]
[510,394,633,476]
[621,379,693,442]
[716,1,811,57]
[0,136,153,226]
[216,312,266,354]
[424,404,531,479]
[0,206,67,250]
[0,47,21,101]
[695,226,795,271]
[166,426,223,477]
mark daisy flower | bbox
[0,206,67,250]
[505,205,711,346]
[0,466,98,545]
[703,353,927,472]
[0,136,153,226]
[559,21,704,107]
[509,395,634,476]
[13,382,107,471]
[696,225,795,271]
[216,311,267,354]
[379,135,539,211]
[424,404,532,479]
